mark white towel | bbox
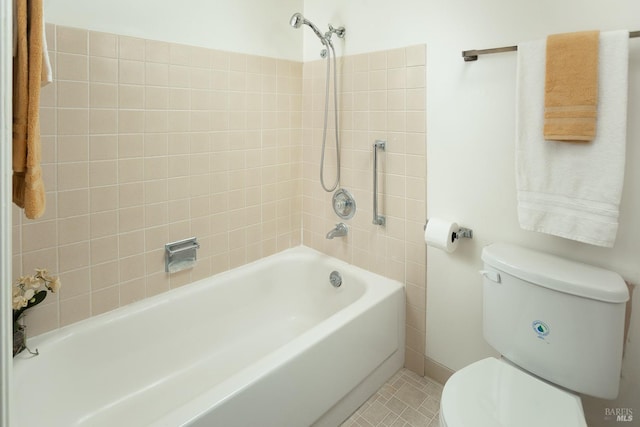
[516,31,629,247]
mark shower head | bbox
[289,12,304,29]
[289,12,326,43]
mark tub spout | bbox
[326,223,348,239]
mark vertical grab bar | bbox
[372,140,386,226]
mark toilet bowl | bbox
[439,357,586,427]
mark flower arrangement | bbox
[12,268,61,357]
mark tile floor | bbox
[341,369,443,427]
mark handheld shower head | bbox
[289,12,304,29]
[289,12,326,43]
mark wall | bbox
[16,1,640,422]
[305,0,640,424]
[44,0,303,61]
[14,23,303,335]
[302,46,427,373]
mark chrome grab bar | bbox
[372,140,385,226]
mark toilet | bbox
[439,243,629,427]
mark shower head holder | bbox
[327,24,345,39]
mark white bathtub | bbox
[13,246,405,427]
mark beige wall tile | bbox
[145,87,168,110]
[119,206,144,232]
[119,182,144,208]
[58,135,88,163]
[89,57,118,83]
[90,135,118,160]
[89,109,118,134]
[118,158,143,183]
[120,277,146,306]
[58,189,89,218]
[24,302,58,336]
[89,31,118,58]
[118,134,144,158]
[57,109,88,135]
[91,260,120,291]
[406,45,426,67]
[90,186,118,213]
[58,267,91,300]
[119,254,145,282]
[406,66,426,88]
[58,215,89,245]
[120,59,146,85]
[144,180,168,204]
[92,285,120,315]
[58,242,90,272]
[90,236,118,265]
[119,84,144,109]
[57,81,88,108]
[89,160,117,187]
[22,221,57,252]
[57,26,88,55]
[146,40,170,63]
[60,294,91,327]
[90,211,118,238]
[57,53,88,81]
[90,83,118,108]
[119,36,145,60]
[22,248,58,276]
[58,162,88,190]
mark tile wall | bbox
[14,24,426,375]
[302,46,427,374]
[13,24,303,336]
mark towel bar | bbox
[462,30,640,61]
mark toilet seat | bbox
[440,357,587,427]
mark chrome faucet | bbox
[326,223,348,239]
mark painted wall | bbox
[304,0,640,423]
[44,0,304,61]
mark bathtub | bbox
[13,246,405,427]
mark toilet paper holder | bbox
[424,219,473,240]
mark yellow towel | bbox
[13,0,46,219]
[544,30,599,142]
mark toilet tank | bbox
[481,243,629,399]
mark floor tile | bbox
[342,369,443,427]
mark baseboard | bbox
[424,356,454,385]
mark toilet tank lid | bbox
[482,243,629,303]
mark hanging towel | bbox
[544,31,599,142]
[516,31,629,247]
[13,0,51,219]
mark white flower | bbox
[48,278,61,293]
[23,288,35,301]
[12,295,27,310]
[23,276,42,290]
